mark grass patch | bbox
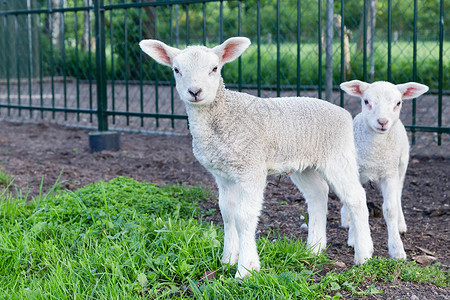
[0,176,447,299]
[0,170,13,187]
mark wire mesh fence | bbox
[0,0,448,156]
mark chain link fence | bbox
[0,0,448,156]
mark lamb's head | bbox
[139,37,251,105]
[340,80,429,134]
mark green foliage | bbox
[0,170,13,187]
[325,257,449,296]
[0,178,448,299]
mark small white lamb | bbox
[140,37,373,278]
[340,80,429,259]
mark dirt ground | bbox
[0,120,448,299]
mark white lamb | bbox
[340,80,429,259]
[139,37,373,278]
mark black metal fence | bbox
[0,0,448,156]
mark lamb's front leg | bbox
[234,174,266,278]
[215,176,240,265]
[380,176,407,259]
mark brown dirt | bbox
[0,120,448,299]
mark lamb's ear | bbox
[139,39,181,67]
[396,82,429,99]
[340,80,370,97]
[212,37,251,64]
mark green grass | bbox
[0,170,13,187]
[0,176,448,299]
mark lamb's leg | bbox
[397,157,408,234]
[340,203,351,229]
[290,168,329,253]
[234,173,266,278]
[215,175,239,265]
[380,176,407,259]
[322,161,373,265]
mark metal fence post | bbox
[90,0,120,153]
[325,0,333,102]
[94,0,107,132]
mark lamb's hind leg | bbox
[215,175,240,265]
[321,161,373,265]
[397,156,408,234]
[290,168,329,254]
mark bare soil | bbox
[0,120,448,299]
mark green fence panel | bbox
[0,0,448,156]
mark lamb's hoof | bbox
[347,236,355,248]
[389,249,407,260]
[341,220,350,229]
[353,255,370,266]
[398,223,407,234]
[221,252,239,265]
[235,261,260,278]
[353,248,373,265]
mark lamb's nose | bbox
[188,88,202,98]
[377,118,389,126]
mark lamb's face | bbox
[140,37,251,107]
[361,82,403,134]
[172,47,222,106]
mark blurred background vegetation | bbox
[1,0,448,90]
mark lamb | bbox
[139,37,373,278]
[340,80,429,259]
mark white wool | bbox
[140,37,373,278]
[340,80,429,260]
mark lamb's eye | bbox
[364,99,369,105]
[173,67,180,74]
[396,101,401,106]
[212,66,218,72]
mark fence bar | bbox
[202,2,206,45]
[317,0,322,99]
[238,1,242,92]
[0,104,94,114]
[185,4,189,45]
[139,1,144,127]
[60,7,68,121]
[276,0,280,97]
[219,0,223,43]
[339,0,344,107]
[124,8,130,126]
[411,0,418,145]
[75,8,80,122]
[94,0,108,131]
[325,0,333,102]
[363,0,367,82]
[170,4,175,128]
[49,3,56,120]
[438,0,444,145]
[387,0,392,82]
[109,8,116,124]
[257,0,261,97]
[3,16,10,116]
[14,16,21,117]
[154,6,159,127]
[38,14,44,119]
[26,9,33,118]
[296,0,301,96]
[88,6,93,123]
